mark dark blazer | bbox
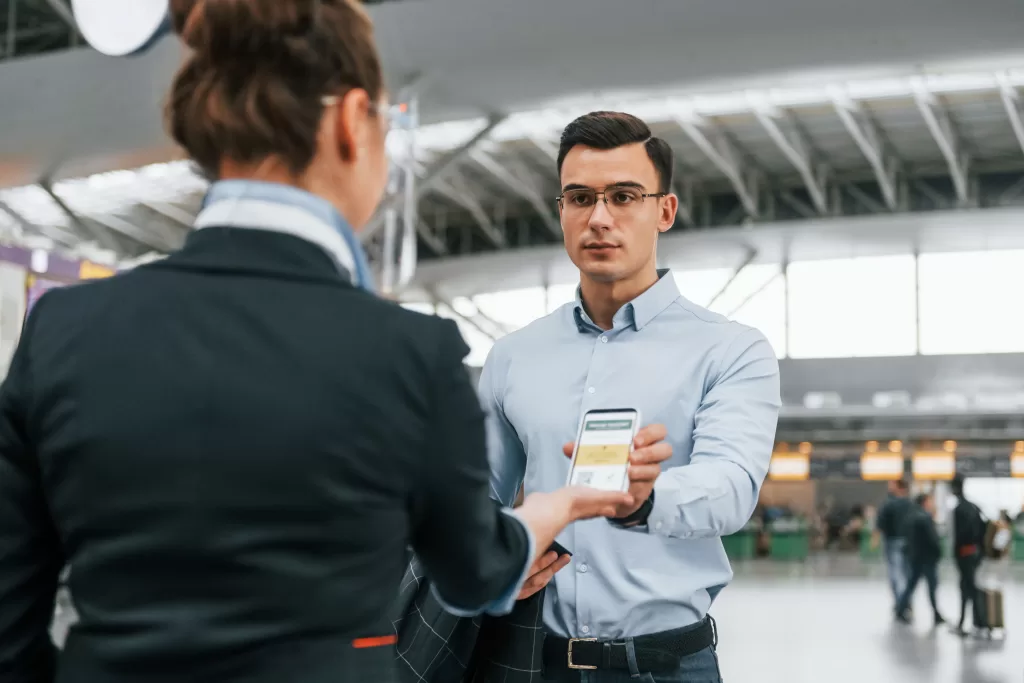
[0,226,529,683]
[395,556,546,683]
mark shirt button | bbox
[587,387,596,394]
[581,625,591,635]
[579,563,588,573]
[600,336,608,343]
[655,521,664,531]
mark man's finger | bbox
[631,442,672,465]
[563,442,574,458]
[633,423,667,448]
[627,464,662,482]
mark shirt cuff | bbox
[431,508,536,618]
[646,478,674,537]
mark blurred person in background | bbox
[950,474,986,637]
[895,493,946,627]
[0,2,642,683]
[480,112,781,683]
[873,479,913,614]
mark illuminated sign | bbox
[769,453,811,481]
[860,453,905,481]
[912,451,956,480]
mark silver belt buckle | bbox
[567,638,598,670]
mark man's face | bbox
[922,496,935,515]
[558,143,676,283]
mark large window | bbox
[405,249,1024,365]
[918,250,1024,355]
[787,255,917,359]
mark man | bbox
[950,475,986,636]
[873,479,913,612]
[479,111,781,682]
[895,493,945,626]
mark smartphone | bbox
[566,408,640,492]
[547,540,572,558]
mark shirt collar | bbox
[195,180,366,288]
[572,268,680,333]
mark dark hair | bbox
[893,478,909,492]
[915,493,931,507]
[951,474,964,496]
[557,111,674,193]
[167,0,384,179]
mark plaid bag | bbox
[393,557,548,683]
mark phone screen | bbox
[567,409,638,492]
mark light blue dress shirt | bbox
[197,179,534,617]
[480,270,781,638]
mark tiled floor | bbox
[52,555,1021,682]
[714,556,1021,683]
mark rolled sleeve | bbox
[647,329,781,539]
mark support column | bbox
[782,259,791,359]
[914,251,921,355]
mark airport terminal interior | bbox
[4,0,1024,681]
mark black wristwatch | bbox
[610,490,655,529]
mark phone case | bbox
[565,408,640,493]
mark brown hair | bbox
[166,0,384,179]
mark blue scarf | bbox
[197,180,375,293]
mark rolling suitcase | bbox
[973,588,1005,632]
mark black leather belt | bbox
[542,617,716,673]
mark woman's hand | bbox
[515,487,634,569]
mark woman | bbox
[0,2,648,682]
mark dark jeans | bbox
[883,539,908,605]
[543,643,722,683]
[956,553,981,629]
[896,560,940,617]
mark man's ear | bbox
[658,193,679,234]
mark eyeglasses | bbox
[557,185,667,217]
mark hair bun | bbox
[169,0,320,61]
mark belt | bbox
[542,617,716,673]
[958,544,979,558]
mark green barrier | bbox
[722,530,756,561]
[1013,532,1024,562]
[768,520,809,561]
[860,528,881,560]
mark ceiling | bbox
[2,0,1024,185]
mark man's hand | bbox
[563,423,672,519]
[517,550,571,600]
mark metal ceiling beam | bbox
[528,136,560,164]
[725,270,782,318]
[831,92,900,211]
[42,0,78,31]
[674,115,760,218]
[140,201,195,229]
[672,176,695,227]
[0,197,82,248]
[86,212,177,252]
[415,216,449,257]
[39,182,124,253]
[433,176,506,249]
[752,105,829,215]
[997,72,1024,158]
[469,149,561,238]
[428,292,503,342]
[706,246,757,310]
[362,114,507,243]
[912,80,970,206]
